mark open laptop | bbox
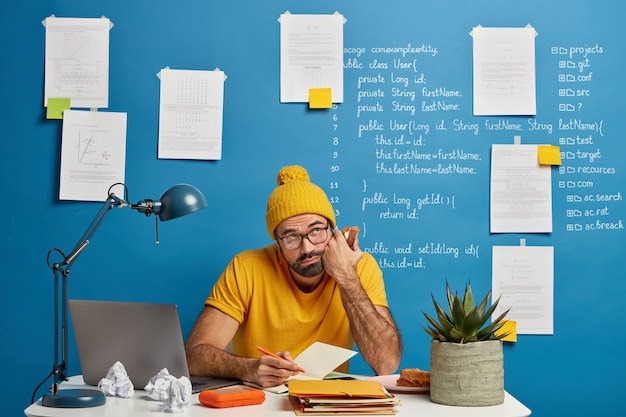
[69,299,239,393]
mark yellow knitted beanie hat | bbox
[266,165,336,238]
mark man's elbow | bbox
[375,352,401,376]
[185,345,202,375]
[370,338,402,375]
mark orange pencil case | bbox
[199,386,265,408]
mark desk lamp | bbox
[40,183,207,408]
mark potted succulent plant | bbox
[423,281,510,406]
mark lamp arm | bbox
[48,193,124,389]
[62,193,125,268]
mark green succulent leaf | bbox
[460,306,482,337]
[476,290,491,317]
[422,326,439,340]
[475,309,511,340]
[423,281,510,343]
[423,312,445,333]
[492,307,510,324]
[450,294,466,329]
[432,296,454,331]
[445,282,455,314]
[476,322,503,340]
[449,327,463,342]
[462,283,474,315]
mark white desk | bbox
[25,376,531,417]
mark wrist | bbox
[242,357,260,384]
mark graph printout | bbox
[44,16,111,109]
[59,110,127,202]
[158,68,225,160]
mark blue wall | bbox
[2,1,625,416]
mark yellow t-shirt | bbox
[206,244,388,372]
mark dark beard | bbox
[290,251,325,277]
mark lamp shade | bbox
[155,184,208,221]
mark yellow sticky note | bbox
[309,88,332,109]
[496,320,517,342]
[538,145,561,165]
[47,98,71,119]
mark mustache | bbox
[297,250,324,263]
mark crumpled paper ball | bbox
[144,368,192,413]
[144,368,178,401]
[164,377,192,413]
[98,361,135,398]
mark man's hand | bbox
[322,229,364,285]
[254,351,300,387]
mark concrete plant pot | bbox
[429,339,504,406]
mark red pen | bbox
[256,345,305,373]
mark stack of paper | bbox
[288,380,401,415]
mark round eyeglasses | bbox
[275,223,331,250]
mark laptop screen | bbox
[69,299,192,388]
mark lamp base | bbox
[42,388,106,408]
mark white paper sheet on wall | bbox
[279,12,345,103]
[59,110,127,202]
[157,68,225,161]
[43,16,112,109]
[471,25,537,116]
[492,244,554,335]
[490,144,553,233]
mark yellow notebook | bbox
[288,379,389,398]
